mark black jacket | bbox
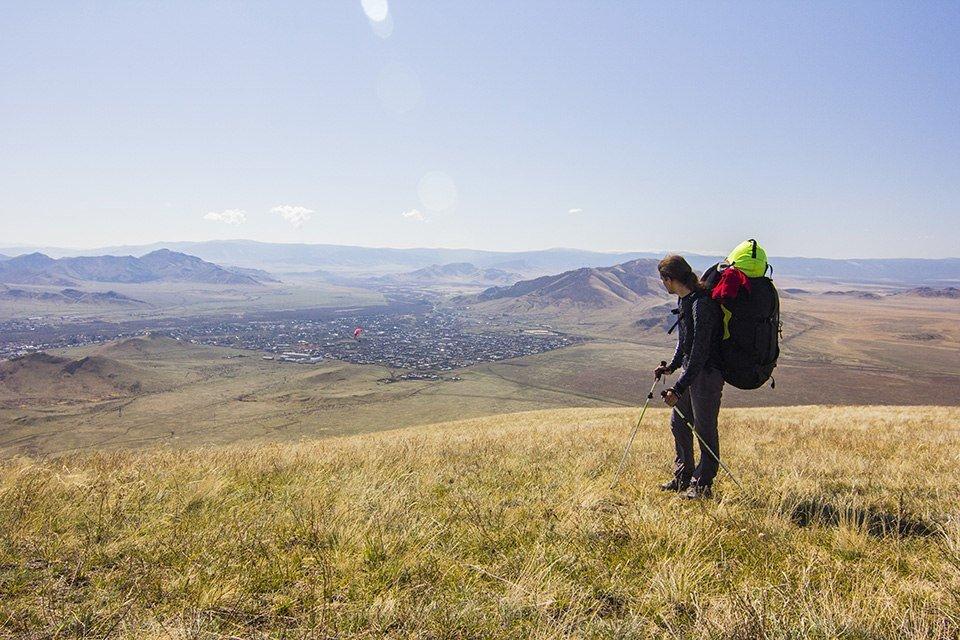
[667,290,722,396]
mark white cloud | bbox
[401,209,426,221]
[203,209,247,225]
[271,205,314,228]
[568,208,583,215]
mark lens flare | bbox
[361,0,389,22]
[370,11,393,38]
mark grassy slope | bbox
[2,406,959,638]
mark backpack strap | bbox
[667,298,681,334]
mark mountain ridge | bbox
[0,285,146,305]
[3,240,958,283]
[475,258,662,309]
[379,262,522,286]
[0,249,261,286]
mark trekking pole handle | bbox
[654,360,667,379]
[649,361,668,398]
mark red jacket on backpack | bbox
[710,266,751,303]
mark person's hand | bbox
[662,388,679,407]
[654,361,671,380]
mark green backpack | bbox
[727,239,769,278]
[702,239,781,389]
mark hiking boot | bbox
[683,484,713,500]
[659,478,690,492]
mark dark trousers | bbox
[671,367,724,486]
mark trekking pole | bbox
[609,361,667,489]
[664,397,745,491]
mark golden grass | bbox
[1,406,959,638]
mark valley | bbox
[1,245,959,458]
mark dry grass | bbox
[1,406,959,638]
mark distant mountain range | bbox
[474,258,662,310]
[378,262,522,286]
[0,241,654,277]
[1,240,958,284]
[0,285,146,305]
[792,286,960,300]
[0,249,261,286]
[222,265,281,283]
[822,290,883,300]
[891,286,960,299]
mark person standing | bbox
[654,255,724,499]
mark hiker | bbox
[654,255,724,499]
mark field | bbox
[472,292,960,408]
[1,405,958,638]
[0,335,599,457]
[0,279,385,322]
[2,290,959,458]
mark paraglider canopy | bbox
[353,326,363,340]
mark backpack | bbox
[701,239,781,390]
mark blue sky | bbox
[1,1,958,258]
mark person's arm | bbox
[665,300,685,373]
[666,338,683,373]
[672,297,718,396]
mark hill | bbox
[0,285,146,305]
[1,405,956,637]
[0,250,260,286]
[822,290,883,300]
[136,249,260,284]
[0,252,74,285]
[93,334,228,361]
[0,352,155,406]
[475,258,662,309]
[381,262,521,286]
[0,335,223,409]
[892,286,960,299]
[223,264,281,283]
